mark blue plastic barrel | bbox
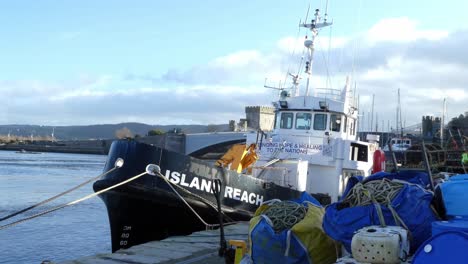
[413,231,468,264]
[441,174,468,218]
[432,220,468,236]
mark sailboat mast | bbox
[441,98,446,146]
[397,88,403,137]
[370,94,375,132]
[398,88,403,137]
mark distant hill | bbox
[0,123,230,140]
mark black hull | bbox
[94,140,304,252]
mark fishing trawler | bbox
[93,7,381,252]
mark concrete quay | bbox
[57,222,249,264]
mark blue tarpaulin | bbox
[323,171,438,254]
[249,192,337,264]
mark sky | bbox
[0,0,467,130]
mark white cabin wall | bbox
[306,165,340,202]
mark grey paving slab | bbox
[121,247,193,260]
[136,242,215,252]
[56,222,249,264]
[105,252,172,264]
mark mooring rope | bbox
[0,169,146,231]
[0,165,121,222]
[1,161,239,232]
[152,169,238,230]
[262,200,308,233]
[156,170,234,223]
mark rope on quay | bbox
[0,158,123,222]
[341,179,410,231]
[342,179,404,207]
[0,159,154,231]
[262,200,308,233]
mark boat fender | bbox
[351,225,409,264]
[372,149,386,174]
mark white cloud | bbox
[366,17,448,44]
[277,35,349,53]
[1,17,467,128]
[212,50,263,67]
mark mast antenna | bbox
[304,4,310,23]
[300,8,333,96]
[324,0,330,22]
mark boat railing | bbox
[252,166,290,187]
[314,88,344,102]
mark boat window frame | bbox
[295,112,312,130]
[349,118,356,135]
[350,143,368,162]
[274,112,279,129]
[330,113,341,132]
[343,115,348,133]
[279,112,294,129]
[313,113,328,131]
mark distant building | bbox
[228,106,276,132]
[245,106,275,131]
[228,120,237,131]
[422,116,442,141]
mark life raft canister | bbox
[372,149,386,173]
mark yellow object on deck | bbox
[228,240,247,264]
[462,152,468,164]
[215,143,258,173]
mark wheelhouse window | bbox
[295,113,312,130]
[313,113,327,131]
[330,114,341,132]
[279,112,294,129]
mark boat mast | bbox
[441,98,446,146]
[396,88,403,137]
[300,8,332,96]
[371,94,375,132]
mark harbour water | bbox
[0,150,109,264]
